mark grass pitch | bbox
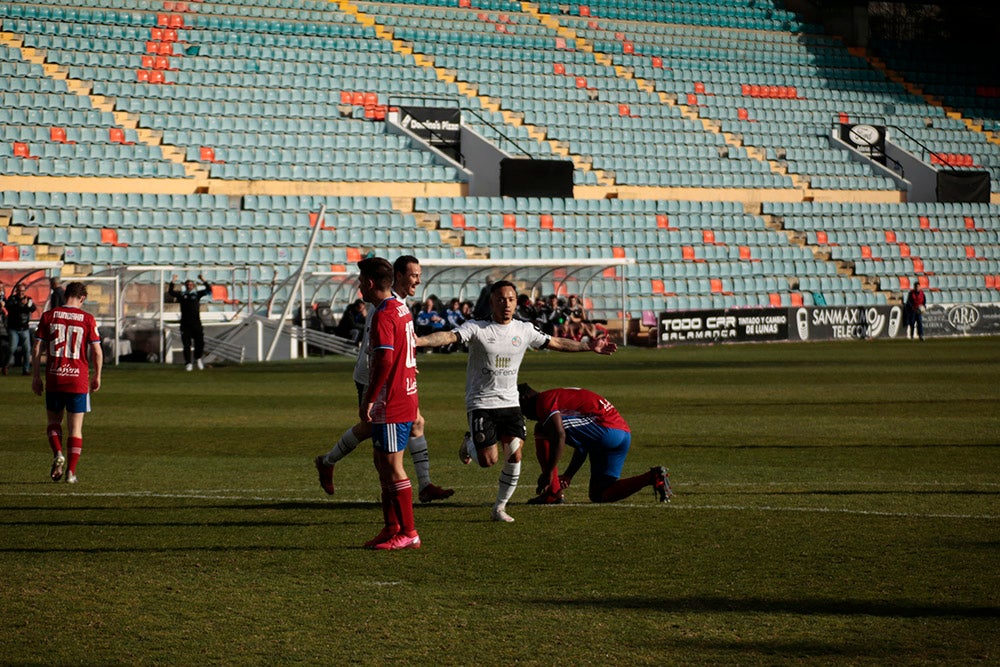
[1,338,998,665]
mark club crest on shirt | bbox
[511,335,522,347]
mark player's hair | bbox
[64,281,87,299]
[393,254,420,276]
[358,257,394,289]
[490,280,517,295]
[517,383,538,418]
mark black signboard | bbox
[398,106,461,160]
[657,308,788,345]
[840,123,887,165]
[921,303,1000,337]
[787,305,904,341]
[656,303,999,346]
[500,158,574,198]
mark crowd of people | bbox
[334,290,605,351]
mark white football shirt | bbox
[353,290,405,385]
[454,318,550,410]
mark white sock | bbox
[495,438,523,508]
[323,427,361,464]
[408,435,431,489]
[495,460,521,508]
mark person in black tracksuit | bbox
[168,275,211,370]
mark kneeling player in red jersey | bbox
[517,384,672,504]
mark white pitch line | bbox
[1,489,997,521]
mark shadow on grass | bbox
[710,489,1000,497]
[670,442,1000,449]
[0,501,376,512]
[645,635,882,659]
[532,595,1000,619]
[0,545,319,554]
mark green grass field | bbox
[2,338,999,665]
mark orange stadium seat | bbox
[13,142,34,158]
[109,128,133,145]
[50,127,75,144]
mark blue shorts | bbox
[371,422,413,454]
[45,392,91,414]
[574,427,631,480]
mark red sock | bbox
[391,478,416,536]
[67,437,83,475]
[381,486,399,532]
[600,471,653,503]
[47,423,63,457]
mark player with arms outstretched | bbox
[31,281,103,483]
[417,280,616,522]
[518,384,671,504]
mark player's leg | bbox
[532,429,562,495]
[44,397,66,481]
[63,394,90,484]
[592,467,671,503]
[369,423,420,550]
[586,431,671,502]
[467,410,500,467]
[315,421,372,495]
[314,383,372,495]
[491,435,523,522]
[409,408,454,503]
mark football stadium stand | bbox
[0,0,997,354]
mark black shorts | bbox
[468,407,526,450]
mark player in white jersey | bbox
[315,255,453,503]
[416,280,616,522]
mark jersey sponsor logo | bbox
[480,355,518,378]
[53,366,81,377]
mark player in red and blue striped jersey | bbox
[518,384,671,504]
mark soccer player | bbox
[517,383,672,504]
[416,280,616,522]
[30,282,103,484]
[314,256,453,503]
[356,257,421,550]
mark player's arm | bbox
[546,335,617,355]
[89,341,103,393]
[560,447,588,487]
[538,412,567,486]
[361,346,394,423]
[415,330,459,349]
[30,336,44,396]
